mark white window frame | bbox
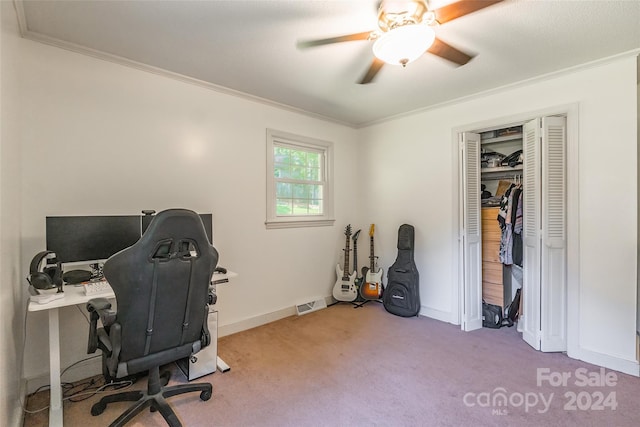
[266,129,334,229]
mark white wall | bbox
[15,32,360,384]
[358,56,639,374]
[0,2,26,426]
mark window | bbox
[266,129,334,229]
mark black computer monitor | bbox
[46,216,141,264]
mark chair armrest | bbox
[86,298,116,354]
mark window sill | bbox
[265,218,335,229]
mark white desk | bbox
[28,285,115,427]
[28,271,235,427]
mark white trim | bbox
[362,50,640,128]
[265,219,334,229]
[218,306,296,338]
[15,28,353,128]
[420,305,455,324]
[266,129,335,229]
[24,357,103,394]
[218,296,333,338]
[571,347,640,377]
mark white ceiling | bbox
[16,0,640,127]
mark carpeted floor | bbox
[23,302,640,426]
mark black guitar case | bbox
[383,224,420,317]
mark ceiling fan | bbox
[297,0,503,84]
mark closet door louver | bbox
[540,116,567,351]
[522,118,542,350]
[462,132,482,331]
[521,116,567,352]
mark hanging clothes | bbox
[498,182,523,266]
[513,190,523,266]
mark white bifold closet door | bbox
[461,132,482,331]
[521,116,567,351]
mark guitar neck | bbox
[353,241,358,273]
[369,235,375,270]
[342,235,350,281]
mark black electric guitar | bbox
[333,225,357,302]
[352,229,363,298]
[361,224,383,300]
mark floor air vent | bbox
[295,298,327,316]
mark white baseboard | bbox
[570,346,640,377]
[419,305,455,324]
[13,378,27,427]
[218,306,296,338]
[218,296,333,338]
[25,357,103,394]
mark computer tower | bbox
[177,309,218,380]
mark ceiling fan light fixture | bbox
[372,24,435,67]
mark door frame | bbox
[450,103,580,357]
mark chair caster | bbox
[200,390,212,401]
[91,401,106,416]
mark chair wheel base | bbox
[200,390,212,401]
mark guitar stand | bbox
[353,300,369,308]
[354,299,383,308]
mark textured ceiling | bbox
[16,0,640,127]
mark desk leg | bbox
[48,308,63,427]
[216,356,230,373]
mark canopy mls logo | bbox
[463,367,618,415]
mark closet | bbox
[479,126,524,309]
[460,116,567,353]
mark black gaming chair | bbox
[86,209,219,427]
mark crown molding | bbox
[358,48,640,128]
[13,4,355,130]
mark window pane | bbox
[274,147,290,164]
[276,182,291,198]
[291,150,306,166]
[276,199,292,215]
[310,199,323,214]
[310,184,322,199]
[307,152,320,167]
[274,165,290,179]
[306,167,319,181]
[292,199,309,214]
[292,184,305,198]
[291,166,306,180]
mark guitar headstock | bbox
[352,229,361,242]
[344,224,352,237]
[369,224,375,237]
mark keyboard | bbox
[83,279,113,296]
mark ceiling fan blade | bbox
[297,31,372,49]
[433,0,503,25]
[427,38,473,66]
[358,58,385,84]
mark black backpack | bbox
[482,294,519,329]
[482,301,508,328]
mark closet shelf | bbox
[481,133,523,145]
[481,165,523,175]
